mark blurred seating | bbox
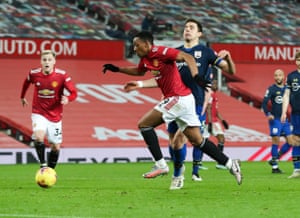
[0,0,299,45]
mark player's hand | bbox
[218,50,230,59]
[61,95,69,105]
[124,81,140,92]
[208,123,212,133]
[21,98,28,107]
[222,120,229,129]
[194,74,211,91]
[102,64,120,74]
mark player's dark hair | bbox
[134,31,154,45]
[184,18,203,32]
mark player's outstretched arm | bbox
[124,78,158,92]
[102,64,144,76]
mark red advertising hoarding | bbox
[0,38,125,60]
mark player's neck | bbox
[184,39,199,48]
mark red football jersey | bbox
[208,91,218,122]
[21,67,77,122]
[137,45,191,98]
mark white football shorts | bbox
[154,94,200,131]
[31,113,62,144]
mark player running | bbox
[20,50,77,169]
[103,31,242,190]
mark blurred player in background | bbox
[262,69,292,173]
[281,51,300,178]
[20,50,77,169]
[206,79,230,170]
[103,31,242,190]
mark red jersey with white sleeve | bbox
[137,45,191,98]
[20,67,77,122]
[208,91,218,122]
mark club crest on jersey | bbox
[153,59,159,67]
[52,81,58,88]
[194,51,202,58]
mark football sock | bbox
[48,150,59,169]
[168,144,174,161]
[217,143,224,152]
[278,143,291,158]
[173,144,187,177]
[192,146,203,175]
[199,138,228,166]
[292,146,300,169]
[271,144,279,159]
[140,127,163,161]
[34,141,45,165]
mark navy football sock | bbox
[173,144,187,177]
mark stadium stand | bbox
[0,0,299,44]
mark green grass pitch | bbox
[0,161,299,218]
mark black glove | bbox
[207,123,212,133]
[194,74,211,91]
[103,64,120,74]
[222,120,229,129]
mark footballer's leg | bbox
[34,141,46,167]
[139,109,169,178]
[48,144,60,169]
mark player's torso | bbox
[287,71,300,112]
[141,46,190,98]
[269,84,284,118]
[176,44,217,105]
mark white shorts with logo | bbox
[31,113,62,144]
[154,94,200,131]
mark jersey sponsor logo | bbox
[274,95,282,104]
[38,89,55,96]
[291,81,300,92]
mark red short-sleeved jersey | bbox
[21,67,77,122]
[137,45,191,98]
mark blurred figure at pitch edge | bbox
[262,69,292,174]
[103,31,242,190]
[206,79,230,170]
[281,51,300,178]
[20,50,77,169]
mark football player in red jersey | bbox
[103,31,242,189]
[21,50,77,169]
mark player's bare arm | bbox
[124,78,158,92]
[218,50,236,74]
[281,88,290,122]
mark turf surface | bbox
[0,161,299,218]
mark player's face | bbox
[41,53,56,74]
[133,37,150,57]
[274,70,284,85]
[183,22,201,43]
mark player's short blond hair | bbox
[41,50,56,58]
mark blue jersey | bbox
[286,70,300,115]
[176,44,221,106]
[262,84,286,119]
